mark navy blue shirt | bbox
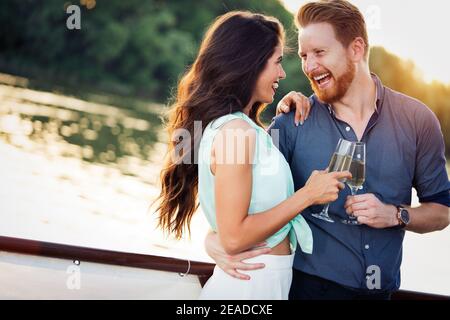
[268,74,450,292]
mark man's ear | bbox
[349,37,366,62]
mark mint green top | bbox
[198,111,313,254]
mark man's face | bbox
[298,22,355,104]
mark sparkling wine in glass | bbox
[311,139,355,223]
[341,142,366,225]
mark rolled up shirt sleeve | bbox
[413,105,450,206]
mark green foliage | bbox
[0,0,197,99]
[0,0,306,100]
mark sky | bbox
[281,0,450,84]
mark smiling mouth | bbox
[312,72,332,87]
[272,81,279,94]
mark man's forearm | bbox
[405,202,449,234]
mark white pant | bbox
[198,253,295,300]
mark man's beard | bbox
[309,59,355,104]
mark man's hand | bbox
[276,91,311,126]
[345,193,398,228]
[204,231,271,280]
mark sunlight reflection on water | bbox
[0,81,211,263]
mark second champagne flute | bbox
[311,138,355,223]
[341,142,366,225]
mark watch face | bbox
[401,209,410,224]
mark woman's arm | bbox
[213,119,349,255]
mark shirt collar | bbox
[371,72,385,114]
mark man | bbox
[204,0,450,299]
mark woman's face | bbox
[253,44,286,104]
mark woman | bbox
[155,11,350,299]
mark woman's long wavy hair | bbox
[154,11,285,239]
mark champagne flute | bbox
[311,138,355,223]
[341,142,365,225]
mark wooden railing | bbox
[0,235,214,286]
[0,235,448,300]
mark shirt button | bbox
[345,126,351,132]
[365,244,370,250]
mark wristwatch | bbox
[396,206,410,228]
